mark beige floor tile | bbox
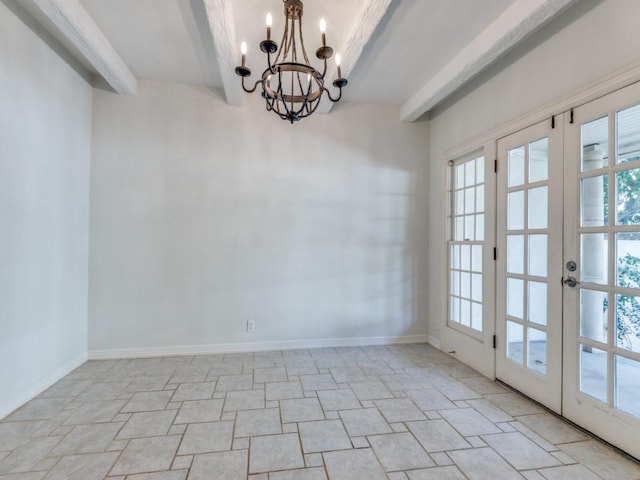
[406,419,470,452]
[481,432,561,470]
[268,467,327,480]
[515,413,588,445]
[170,383,215,402]
[121,391,173,413]
[178,421,233,455]
[49,423,122,456]
[249,434,304,474]
[110,436,180,475]
[538,464,602,480]
[449,447,522,480]
[406,388,456,411]
[265,381,303,401]
[44,452,119,480]
[317,390,360,411]
[560,440,640,480]
[339,408,391,436]
[224,390,264,411]
[188,450,247,480]
[349,381,393,401]
[300,375,338,392]
[126,471,188,480]
[439,408,502,436]
[406,465,467,480]
[234,408,281,438]
[173,399,223,424]
[215,374,253,392]
[368,432,434,471]
[280,398,324,423]
[63,400,126,425]
[323,448,387,480]
[298,420,351,454]
[117,410,176,439]
[0,438,60,474]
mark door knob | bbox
[564,276,580,288]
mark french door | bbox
[496,120,564,413]
[497,82,640,459]
[563,83,640,459]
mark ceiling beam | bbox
[316,0,394,114]
[400,0,577,122]
[27,0,137,95]
[200,0,243,106]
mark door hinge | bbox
[570,108,574,124]
[494,159,498,173]
[551,115,555,129]
[493,247,497,260]
[493,335,497,349]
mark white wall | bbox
[427,0,640,345]
[88,81,429,355]
[0,1,92,417]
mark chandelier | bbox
[234,0,347,123]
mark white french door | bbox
[563,82,640,459]
[496,82,640,459]
[496,120,564,413]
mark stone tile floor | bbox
[1,344,640,479]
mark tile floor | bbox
[1,344,640,479]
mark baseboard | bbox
[0,352,88,420]
[428,335,441,350]
[88,335,430,360]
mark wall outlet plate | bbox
[247,320,255,332]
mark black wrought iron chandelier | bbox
[234,0,347,124]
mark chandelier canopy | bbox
[235,0,347,124]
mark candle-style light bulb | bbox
[266,12,272,41]
[240,41,247,66]
[320,18,326,46]
[335,53,342,79]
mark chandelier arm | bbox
[297,15,312,67]
[323,86,343,103]
[242,77,262,94]
[319,59,327,80]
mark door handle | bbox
[563,276,580,288]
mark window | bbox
[449,154,485,332]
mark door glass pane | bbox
[507,321,523,364]
[460,245,470,270]
[581,233,608,285]
[528,328,547,375]
[528,235,548,277]
[615,294,640,353]
[456,164,465,189]
[465,215,475,241]
[451,297,459,322]
[460,273,471,298]
[580,345,607,402]
[476,185,485,212]
[507,235,524,274]
[456,191,465,215]
[471,245,482,272]
[508,191,524,230]
[507,278,524,319]
[476,157,485,183]
[615,355,640,418]
[451,271,459,296]
[616,103,640,165]
[465,187,475,214]
[451,245,460,269]
[528,281,547,326]
[508,146,525,187]
[528,186,548,229]
[615,168,640,225]
[460,299,471,327]
[529,137,549,183]
[472,274,482,302]
[476,214,485,241]
[580,290,608,344]
[581,175,608,227]
[465,160,476,187]
[616,233,640,288]
[581,116,609,172]
[455,217,464,240]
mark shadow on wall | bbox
[88,85,428,350]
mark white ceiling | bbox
[19,0,577,116]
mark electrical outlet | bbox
[247,320,255,332]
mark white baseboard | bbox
[428,335,441,350]
[0,352,88,420]
[88,335,430,360]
